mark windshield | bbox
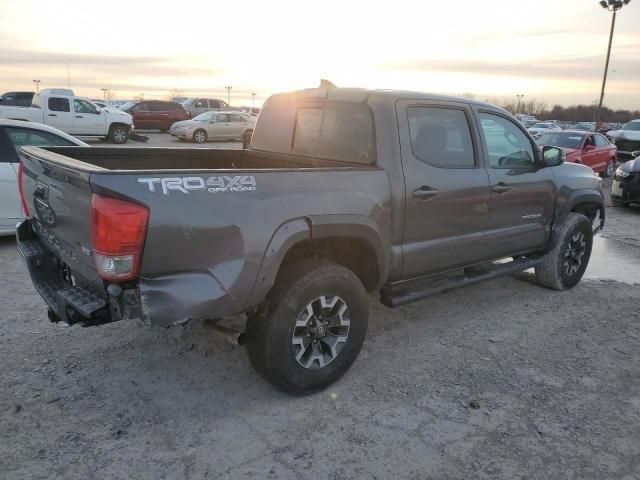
[193,111,215,121]
[119,101,136,112]
[532,123,550,128]
[622,121,640,132]
[537,132,583,149]
[574,123,593,131]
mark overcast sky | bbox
[1,0,638,108]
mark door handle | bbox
[75,115,83,118]
[492,182,511,194]
[412,186,440,200]
[48,114,57,117]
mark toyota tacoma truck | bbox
[16,86,605,395]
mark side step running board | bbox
[380,257,543,308]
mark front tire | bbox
[601,158,614,178]
[109,124,129,144]
[246,259,369,395]
[535,212,593,290]
[193,129,207,144]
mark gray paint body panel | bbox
[17,88,605,326]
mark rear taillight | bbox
[90,194,149,281]
[17,161,30,217]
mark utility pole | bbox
[101,88,108,101]
[251,92,257,107]
[595,0,632,122]
[225,86,232,106]
[32,79,41,92]
[516,94,524,114]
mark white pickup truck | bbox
[0,89,134,143]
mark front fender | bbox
[558,188,605,226]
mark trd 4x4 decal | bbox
[138,176,257,195]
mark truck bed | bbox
[37,146,370,172]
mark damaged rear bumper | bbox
[17,220,241,328]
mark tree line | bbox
[462,93,639,123]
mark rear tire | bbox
[246,259,369,395]
[535,212,593,290]
[193,129,207,144]
[109,124,129,144]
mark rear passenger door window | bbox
[48,97,70,112]
[407,107,475,168]
[478,113,535,168]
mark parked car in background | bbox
[528,122,561,138]
[170,111,255,143]
[611,150,640,207]
[121,100,190,131]
[0,89,133,143]
[537,130,616,177]
[0,91,35,107]
[0,119,87,235]
[241,106,261,117]
[181,98,230,117]
[606,120,640,160]
[90,100,122,112]
[574,122,595,132]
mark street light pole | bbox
[251,92,256,107]
[596,0,631,122]
[32,79,41,92]
[516,94,524,114]
[225,86,232,106]
[101,88,108,101]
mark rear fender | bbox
[248,218,311,305]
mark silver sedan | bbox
[170,111,256,143]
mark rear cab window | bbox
[291,102,375,164]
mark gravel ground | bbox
[1,180,639,479]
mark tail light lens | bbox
[90,194,149,281]
[17,161,30,217]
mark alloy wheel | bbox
[564,232,586,276]
[113,128,127,143]
[291,296,350,369]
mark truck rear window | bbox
[292,102,375,164]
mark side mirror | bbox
[542,146,564,167]
[95,108,102,114]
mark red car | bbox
[537,130,617,177]
[123,100,190,132]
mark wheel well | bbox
[278,237,379,291]
[109,122,129,131]
[571,202,601,223]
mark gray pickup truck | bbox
[16,87,605,395]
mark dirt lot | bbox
[1,183,639,479]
